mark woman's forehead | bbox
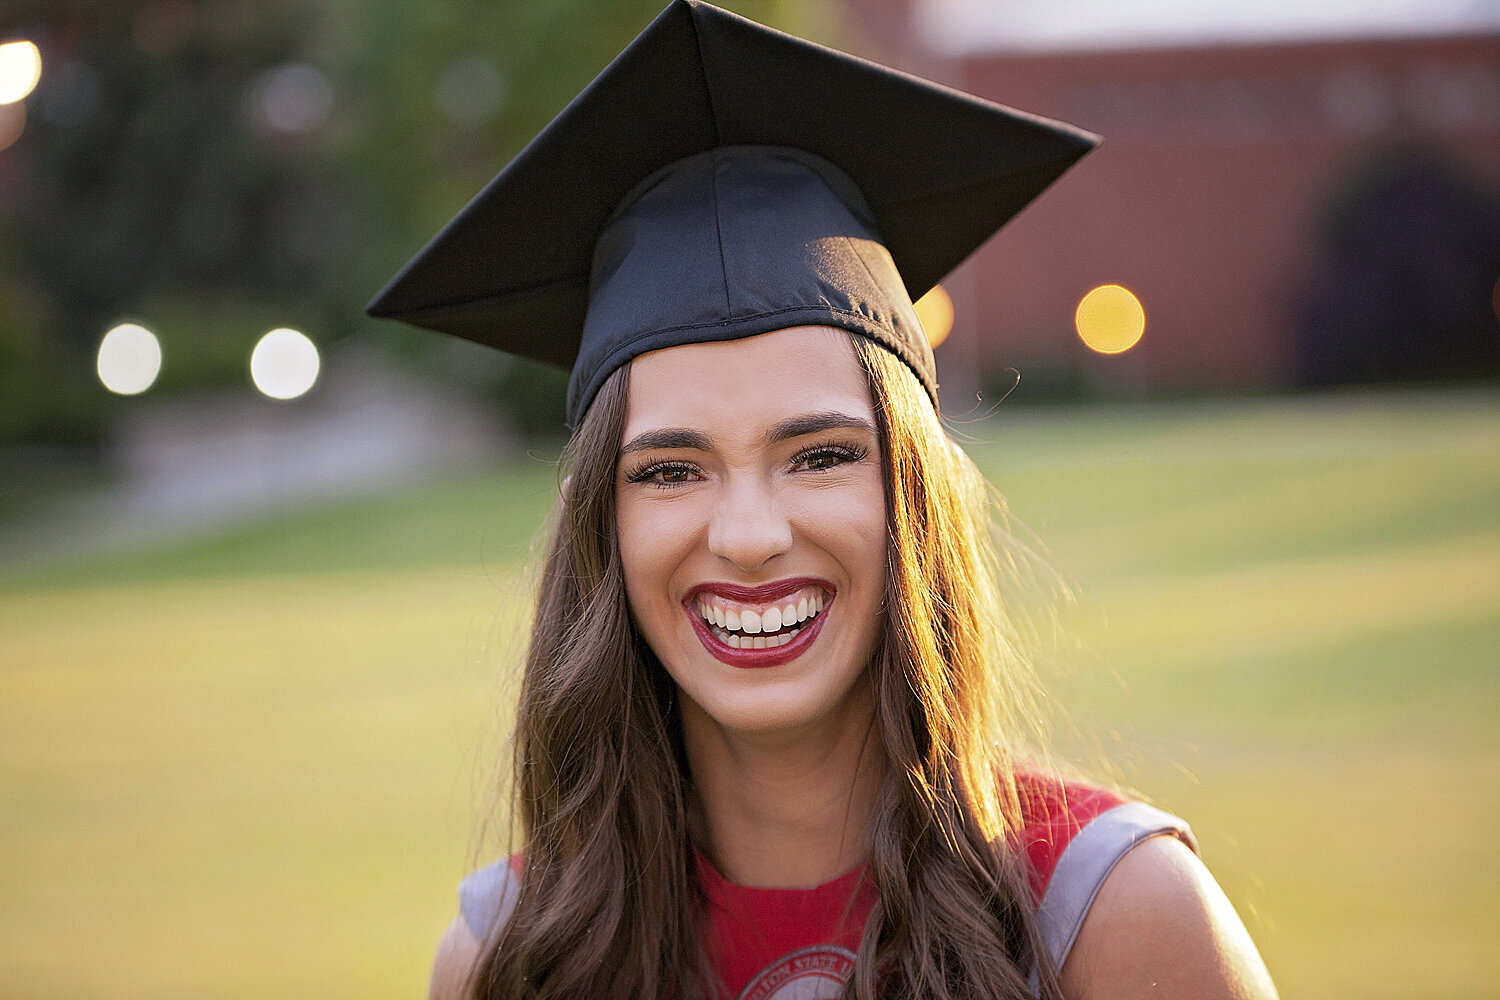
[621,327,875,439]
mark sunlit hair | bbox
[850,334,1059,999]
[471,333,1060,1000]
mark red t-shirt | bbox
[698,772,1126,999]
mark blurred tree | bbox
[0,0,830,448]
[2,0,350,446]
[1295,148,1500,386]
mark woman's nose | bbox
[707,477,793,571]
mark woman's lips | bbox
[683,578,834,668]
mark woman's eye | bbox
[626,461,700,487]
[792,445,865,472]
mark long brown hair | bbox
[472,333,1060,1000]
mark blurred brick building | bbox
[844,0,1500,402]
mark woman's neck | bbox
[681,682,887,889]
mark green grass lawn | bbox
[2,388,1496,998]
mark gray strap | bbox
[1035,802,1198,975]
[459,859,521,941]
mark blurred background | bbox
[1,0,1496,997]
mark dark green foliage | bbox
[0,0,819,445]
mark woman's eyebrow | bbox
[765,411,877,445]
[619,428,714,455]
[619,412,874,457]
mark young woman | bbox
[368,4,1279,998]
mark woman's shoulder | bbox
[429,856,522,1000]
[429,916,483,1000]
[1014,771,1278,999]
[1060,834,1279,998]
[1014,769,1200,977]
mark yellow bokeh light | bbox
[914,284,954,349]
[1075,284,1145,355]
[250,327,320,400]
[0,40,42,105]
[97,323,163,395]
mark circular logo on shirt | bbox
[738,945,857,1000]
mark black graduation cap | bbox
[366,0,1098,426]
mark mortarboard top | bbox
[366,0,1099,426]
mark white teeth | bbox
[698,589,828,638]
[706,623,804,650]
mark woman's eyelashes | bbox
[623,439,870,488]
[788,439,869,472]
[624,459,701,487]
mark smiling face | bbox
[615,326,888,742]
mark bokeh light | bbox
[96,323,163,395]
[0,40,42,105]
[914,284,955,349]
[249,63,333,137]
[250,327,320,400]
[1075,284,1146,355]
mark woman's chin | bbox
[674,665,877,745]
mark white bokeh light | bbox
[250,327,320,400]
[0,40,42,105]
[97,323,163,395]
